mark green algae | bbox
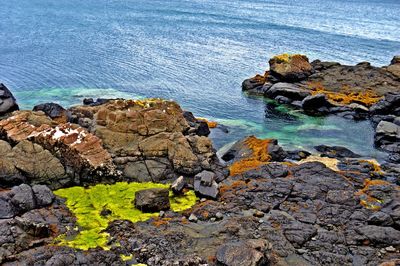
[54,182,197,250]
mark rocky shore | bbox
[1,56,400,266]
[243,54,400,167]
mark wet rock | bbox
[32,103,68,123]
[0,83,19,116]
[242,74,270,95]
[286,149,311,161]
[265,83,311,101]
[216,240,268,266]
[301,94,333,113]
[32,185,54,207]
[194,170,219,199]
[370,92,400,116]
[134,188,170,212]
[269,54,313,82]
[10,184,36,213]
[314,145,361,158]
[171,176,186,194]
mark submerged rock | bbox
[134,188,170,212]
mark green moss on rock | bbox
[54,182,197,250]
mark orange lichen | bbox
[307,81,383,106]
[355,179,393,211]
[359,159,384,176]
[228,136,273,176]
[219,180,247,195]
[151,217,172,227]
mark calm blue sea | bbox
[1,0,399,157]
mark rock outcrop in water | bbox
[0,83,19,116]
[243,54,400,170]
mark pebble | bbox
[189,214,198,223]
[297,249,308,254]
[253,210,264,218]
[200,198,207,202]
[159,211,165,218]
[210,217,216,222]
[215,212,223,220]
[258,219,264,224]
[385,246,396,252]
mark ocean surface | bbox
[1,0,399,158]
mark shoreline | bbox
[0,54,400,265]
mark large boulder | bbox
[134,188,170,212]
[0,111,117,188]
[269,54,313,82]
[0,83,19,116]
[69,99,225,182]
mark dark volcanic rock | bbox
[0,83,19,116]
[301,93,333,113]
[32,102,68,123]
[134,188,170,212]
[315,145,361,158]
[265,83,311,101]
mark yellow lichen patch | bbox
[307,81,383,106]
[355,179,393,211]
[228,136,273,176]
[54,182,197,250]
[273,53,292,63]
[299,155,339,171]
[196,117,218,128]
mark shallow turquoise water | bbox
[1,0,399,158]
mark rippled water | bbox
[1,0,399,158]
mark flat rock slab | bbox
[134,188,170,212]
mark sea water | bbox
[1,0,399,157]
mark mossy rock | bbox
[54,182,197,250]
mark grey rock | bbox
[32,185,55,207]
[188,213,198,223]
[134,188,170,212]
[11,184,36,212]
[171,176,185,194]
[265,83,311,101]
[216,240,268,266]
[0,196,15,218]
[194,171,219,199]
